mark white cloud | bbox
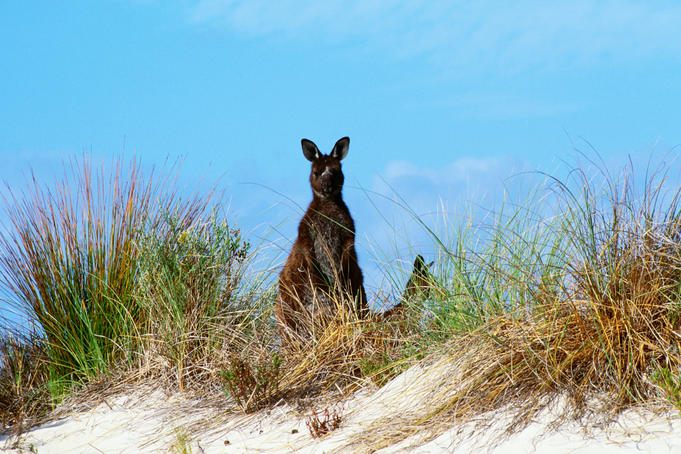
[186,0,681,74]
[375,156,522,202]
[383,157,502,185]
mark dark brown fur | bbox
[276,137,368,345]
[383,255,435,316]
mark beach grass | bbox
[2,153,681,448]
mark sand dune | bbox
[3,360,681,453]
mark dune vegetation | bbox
[1,154,681,448]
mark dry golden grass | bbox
[4,154,681,454]
[0,334,51,437]
[339,161,681,449]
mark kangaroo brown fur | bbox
[383,255,435,318]
[276,137,368,345]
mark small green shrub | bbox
[221,352,282,412]
[136,210,251,389]
[136,211,250,321]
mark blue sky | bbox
[2,1,681,310]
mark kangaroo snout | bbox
[320,167,339,194]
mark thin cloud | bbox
[359,155,527,257]
[375,156,522,200]
[187,0,681,75]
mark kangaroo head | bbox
[301,137,349,199]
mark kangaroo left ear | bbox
[302,139,321,162]
[330,137,350,161]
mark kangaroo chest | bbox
[307,209,352,281]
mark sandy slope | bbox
[3,361,681,453]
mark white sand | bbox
[3,361,681,453]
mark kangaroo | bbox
[276,137,368,345]
[382,255,436,318]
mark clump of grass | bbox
[0,156,229,429]
[0,156,209,388]
[0,333,51,436]
[357,157,681,448]
[1,158,143,388]
[275,295,412,401]
[170,426,193,454]
[481,159,681,413]
[220,352,282,412]
[0,153,284,439]
[306,406,342,438]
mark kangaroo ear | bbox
[330,137,350,161]
[301,139,321,162]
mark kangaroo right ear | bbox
[301,139,321,162]
[330,137,350,161]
